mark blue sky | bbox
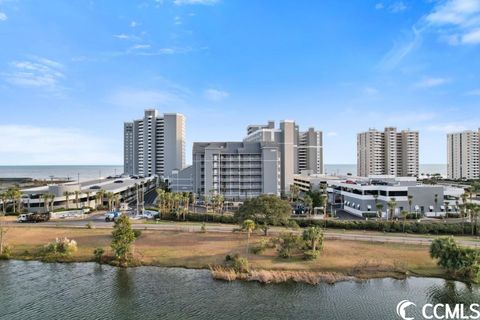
[0,0,479,165]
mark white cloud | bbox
[130,21,138,27]
[0,12,7,21]
[390,1,407,13]
[113,34,142,41]
[326,132,338,137]
[204,88,229,101]
[426,0,480,45]
[106,88,184,108]
[0,125,121,165]
[173,0,218,5]
[131,44,151,50]
[2,56,64,89]
[462,28,480,43]
[415,77,450,88]
[363,86,379,95]
[375,3,384,10]
[426,124,468,133]
[174,15,182,25]
[377,27,422,70]
[467,88,480,95]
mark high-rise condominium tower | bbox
[124,109,185,178]
[244,120,323,193]
[357,127,419,177]
[447,130,480,180]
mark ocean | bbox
[324,164,447,177]
[0,164,446,180]
[0,165,124,181]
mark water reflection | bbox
[427,280,480,305]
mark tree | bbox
[434,193,439,217]
[303,195,313,216]
[289,184,300,204]
[408,195,414,216]
[376,202,384,219]
[0,192,7,215]
[0,212,8,256]
[49,194,55,212]
[63,191,71,209]
[42,193,50,213]
[74,191,80,209]
[242,219,255,256]
[235,195,291,236]
[400,210,409,233]
[95,189,106,209]
[277,232,303,258]
[7,187,22,214]
[302,226,324,252]
[85,191,91,208]
[387,198,397,221]
[430,237,480,281]
[111,215,136,263]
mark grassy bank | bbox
[3,226,444,281]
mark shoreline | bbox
[1,226,462,285]
[3,256,468,286]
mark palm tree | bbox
[106,192,114,211]
[85,191,91,208]
[376,202,384,219]
[387,198,397,221]
[204,194,210,214]
[472,204,480,236]
[302,226,324,252]
[0,192,7,215]
[434,193,439,217]
[42,194,50,213]
[408,195,414,216]
[74,191,80,209]
[63,191,71,209]
[303,195,313,216]
[49,193,55,212]
[400,210,409,233]
[443,200,449,219]
[242,219,255,256]
[8,187,22,214]
[95,189,105,209]
[289,184,300,204]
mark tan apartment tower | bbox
[447,130,480,180]
[357,127,419,177]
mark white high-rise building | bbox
[447,130,480,180]
[124,109,185,178]
[357,127,419,177]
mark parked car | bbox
[105,211,122,222]
[17,212,50,223]
[114,180,123,184]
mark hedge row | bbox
[295,219,475,235]
[147,208,477,236]
[154,211,237,224]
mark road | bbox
[7,212,480,248]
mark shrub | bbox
[200,222,207,233]
[0,245,12,260]
[93,247,105,262]
[225,254,249,273]
[276,233,304,259]
[303,249,319,260]
[251,239,272,254]
[86,221,94,229]
[133,229,142,239]
[43,237,77,257]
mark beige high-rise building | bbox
[124,109,185,178]
[357,127,419,177]
[447,130,480,180]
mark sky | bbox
[0,0,480,166]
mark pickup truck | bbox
[17,212,50,223]
[105,211,122,222]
